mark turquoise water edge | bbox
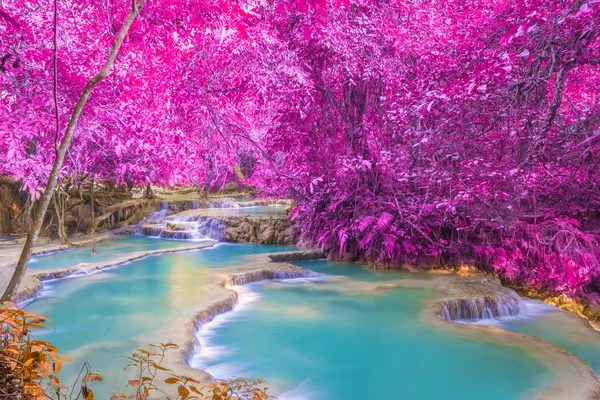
[15,240,600,399]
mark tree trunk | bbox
[1,0,148,302]
[542,61,576,134]
[90,178,95,231]
[52,193,68,245]
[88,199,147,234]
[144,182,155,199]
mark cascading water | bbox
[144,201,168,222]
[225,267,321,286]
[439,292,523,322]
[197,217,226,241]
[142,199,285,240]
[141,213,225,241]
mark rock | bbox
[223,216,298,245]
[165,200,207,214]
[457,264,480,274]
[268,250,323,262]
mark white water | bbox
[142,215,225,241]
[464,299,563,326]
[439,292,523,322]
[191,285,263,370]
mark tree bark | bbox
[90,178,95,232]
[52,193,68,245]
[22,198,34,232]
[1,0,148,302]
[144,182,155,199]
[542,61,576,134]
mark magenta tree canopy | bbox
[1,0,600,296]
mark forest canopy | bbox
[1,0,600,298]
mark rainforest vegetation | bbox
[3,0,599,301]
[1,0,600,397]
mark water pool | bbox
[26,235,199,269]
[203,205,288,216]
[25,243,299,396]
[24,254,600,400]
[471,300,600,375]
[191,260,551,400]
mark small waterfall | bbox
[439,292,522,322]
[145,202,168,222]
[186,265,320,368]
[185,293,239,366]
[191,201,200,210]
[226,267,320,286]
[141,225,165,237]
[197,217,226,241]
[141,215,226,241]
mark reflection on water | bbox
[25,243,298,398]
[26,235,199,269]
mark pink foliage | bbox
[1,0,600,296]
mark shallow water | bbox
[26,235,198,269]
[23,252,600,400]
[470,300,600,375]
[25,243,298,397]
[204,205,288,216]
[192,260,551,400]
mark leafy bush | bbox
[0,303,274,400]
[0,301,69,398]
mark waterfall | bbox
[144,201,168,222]
[439,292,522,322]
[141,225,165,237]
[197,217,226,241]
[226,267,321,286]
[141,215,226,241]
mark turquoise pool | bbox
[191,260,551,400]
[26,235,197,269]
[23,253,600,400]
[471,299,600,375]
[25,243,298,397]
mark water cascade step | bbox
[141,215,225,241]
[144,201,168,222]
[439,292,523,322]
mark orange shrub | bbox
[1,303,273,400]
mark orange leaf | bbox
[178,386,190,399]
